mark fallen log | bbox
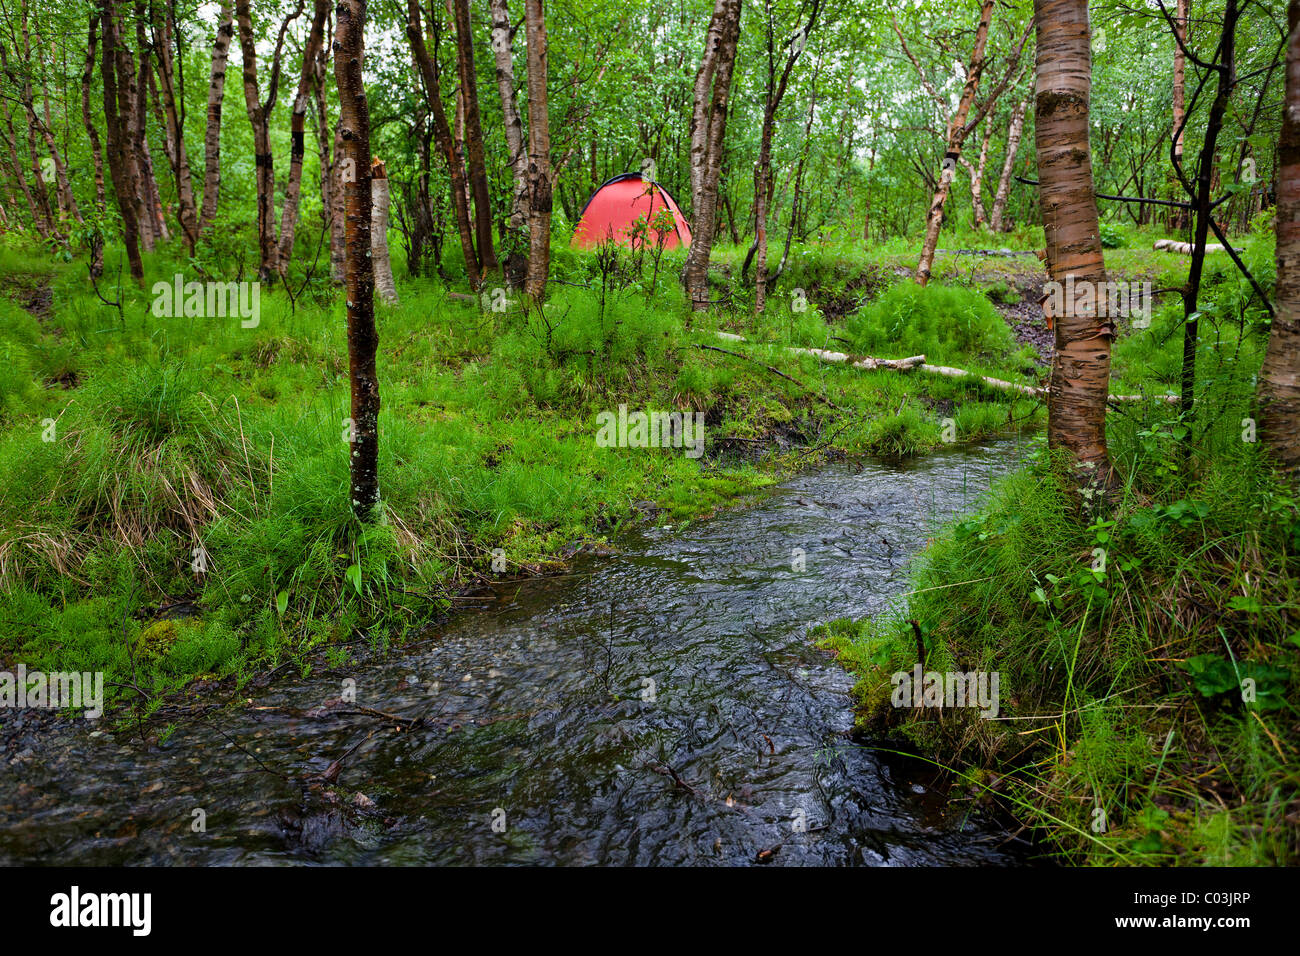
[1154,239,1225,254]
[916,362,1043,397]
[786,346,925,371]
[708,331,1175,403]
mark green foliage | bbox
[845,281,1017,363]
[822,398,1300,864]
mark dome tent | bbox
[571,173,692,250]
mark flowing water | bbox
[0,440,1032,866]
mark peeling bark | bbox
[911,0,994,284]
[1034,0,1113,478]
[371,158,398,304]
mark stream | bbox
[0,439,1032,866]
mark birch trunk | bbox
[335,0,380,520]
[913,0,994,284]
[277,0,329,268]
[81,15,107,275]
[371,158,398,303]
[682,0,742,312]
[199,3,234,234]
[490,0,529,288]
[99,0,143,281]
[133,5,168,244]
[1257,0,1300,480]
[151,4,198,252]
[406,0,482,287]
[235,0,302,281]
[0,95,47,236]
[960,121,992,229]
[451,0,497,275]
[523,0,551,300]
[989,92,1029,232]
[1034,0,1114,477]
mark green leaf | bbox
[1177,654,1238,697]
[276,590,289,616]
[345,563,362,596]
[1227,594,1263,614]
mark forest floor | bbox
[0,221,1294,866]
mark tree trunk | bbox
[406,0,482,288]
[81,15,107,276]
[751,1,818,315]
[451,0,497,275]
[15,17,82,228]
[105,8,152,254]
[1173,0,1188,164]
[1258,0,1300,481]
[1170,0,1189,232]
[371,158,398,303]
[310,13,345,282]
[99,0,143,281]
[683,0,742,312]
[960,121,992,229]
[1034,0,1113,478]
[235,0,302,282]
[0,94,47,237]
[523,0,551,300]
[330,125,347,281]
[133,4,168,244]
[335,0,380,521]
[199,2,233,234]
[990,92,1029,233]
[490,0,529,288]
[688,0,731,218]
[235,0,275,279]
[1178,0,1238,426]
[151,2,198,253]
[913,0,995,284]
[0,33,59,235]
[277,0,329,269]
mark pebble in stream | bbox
[0,441,1031,866]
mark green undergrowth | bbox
[818,399,1300,865]
[0,234,1043,715]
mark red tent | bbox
[571,173,692,250]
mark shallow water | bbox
[0,440,1031,865]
